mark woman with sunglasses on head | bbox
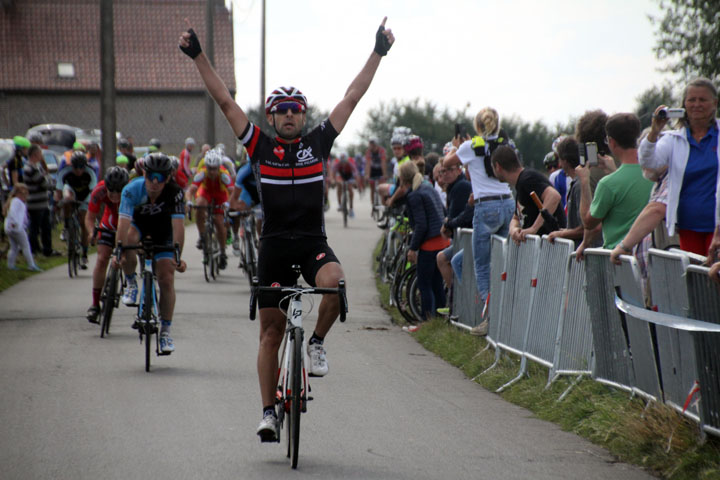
[84,167,130,324]
[116,153,187,354]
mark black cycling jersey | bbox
[120,178,185,244]
[239,119,338,239]
[56,165,96,201]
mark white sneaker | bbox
[257,413,279,442]
[122,278,138,306]
[470,320,489,337]
[308,343,328,377]
[159,332,175,353]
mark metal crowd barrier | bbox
[448,231,720,437]
[451,229,480,329]
[646,249,700,422]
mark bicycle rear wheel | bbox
[203,231,212,282]
[100,266,119,338]
[287,329,303,469]
[341,186,348,228]
[66,224,75,278]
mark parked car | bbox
[26,124,77,155]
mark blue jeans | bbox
[417,249,446,320]
[451,249,463,283]
[472,197,515,302]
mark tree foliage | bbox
[650,0,720,83]
[633,84,677,130]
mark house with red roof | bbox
[0,0,237,155]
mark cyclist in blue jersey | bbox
[180,16,394,442]
[115,153,187,354]
[229,160,263,253]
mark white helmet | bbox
[204,149,222,168]
[185,137,196,146]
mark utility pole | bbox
[260,0,265,109]
[100,0,116,178]
[205,0,216,146]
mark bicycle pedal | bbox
[158,351,172,356]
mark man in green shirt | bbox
[576,113,653,259]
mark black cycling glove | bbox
[374,25,392,56]
[179,28,202,59]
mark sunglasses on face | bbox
[271,102,304,115]
[146,170,168,183]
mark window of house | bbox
[57,62,75,79]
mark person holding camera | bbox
[575,113,653,260]
[639,77,720,258]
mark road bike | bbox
[98,231,125,338]
[120,239,180,372]
[61,200,84,278]
[191,203,222,282]
[340,181,349,228]
[249,268,348,469]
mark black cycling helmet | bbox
[70,151,88,169]
[543,151,558,169]
[143,152,172,174]
[104,166,129,192]
[149,138,161,149]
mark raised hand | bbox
[179,18,202,59]
[374,17,395,56]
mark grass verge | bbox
[372,239,720,480]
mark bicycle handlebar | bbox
[249,278,348,323]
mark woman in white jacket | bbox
[3,183,42,271]
[638,77,719,257]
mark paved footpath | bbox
[0,195,655,479]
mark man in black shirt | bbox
[491,146,565,243]
[180,16,395,442]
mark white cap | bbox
[185,137,196,146]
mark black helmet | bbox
[543,151,558,169]
[70,151,87,169]
[144,152,172,174]
[104,166,129,192]
[149,138,161,149]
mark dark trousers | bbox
[28,207,53,256]
[417,249,446,320]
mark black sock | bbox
[309,333,324,345]
[263,405,276,418]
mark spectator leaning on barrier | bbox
[575,113,653,260]
[639,77,720,257]
[492,146,566,243]
[400,160,449,321]
[547,136,587,249]
[443,107,516,316]
[436,155,473,312]
[23,145,57,257]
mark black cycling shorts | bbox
[369,166,384,180]
[257,236,340,309]
[96,229,116,248]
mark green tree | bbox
[650,0,720,83]
[634,84,676,130]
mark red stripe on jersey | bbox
[246,126,261,157]
[260,162,323,178]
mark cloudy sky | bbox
[227,0,673,149]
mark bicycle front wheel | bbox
[203,232,212,282]
[143,273,154,372]
[342,187,348,228]
[66,226,75,278]
[100,266,119,338]
[288,329,303,469]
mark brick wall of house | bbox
[0,92,237,157]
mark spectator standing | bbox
[400,161,449,320]
[3,183,41,271]
[23,145,57,256]
[547,136,588,249]
[576,113,653,259]
[6,136,30,187]
[639,77,720,256]
[86,142,102,177]
[117,139,137,171]
[443,108,517,322]
[492,146,566,243]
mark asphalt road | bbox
[0,194,655,479]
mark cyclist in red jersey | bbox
[332,153,360,217]
[179,137,195,183]
[85,167,130,323]
[181,16,394,442]
[186,148,233,269]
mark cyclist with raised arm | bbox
[85,166,130,323]
[55,151,98,269]
[186,148,232,269]
[116,153,186,353]
[180,16,394,442]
